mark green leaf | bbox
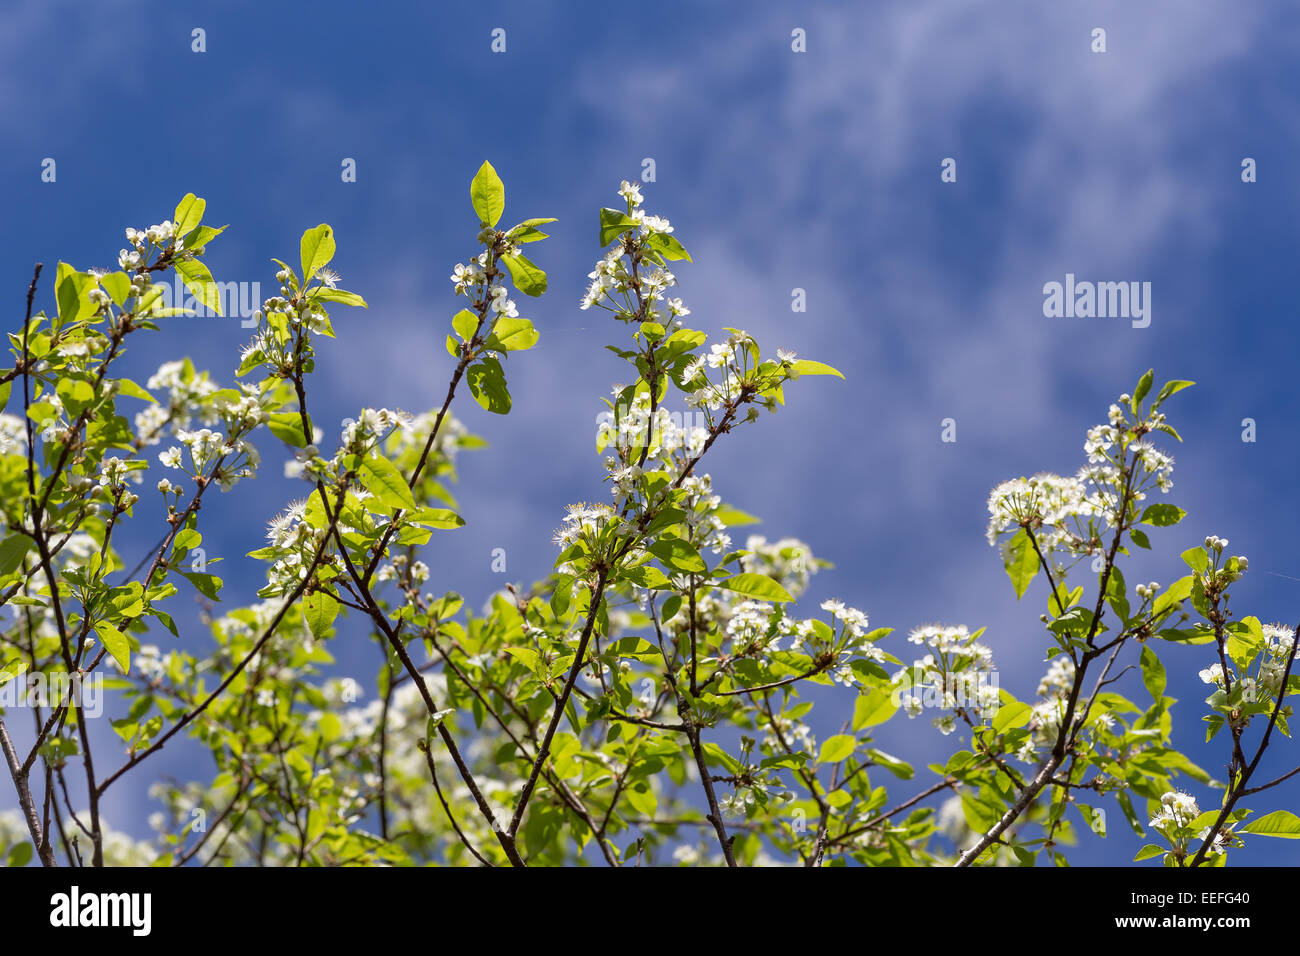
[173,193,206,238]
[174,258,223,315]
[95,622,131,673]
[1241,810,1300,838]
[1140,645,1166,700]
[1181,546,1208,573]
[713,572,793,603]
[818,734,857,764]
[99,271,132,307]
[267,412,309,448]
[866,748,913,779]
[1133,844,1165,862]
[180,572,223,601]
[470,161,506,227]
[1078,803,1107,838]
[488,316,539,351]
[408,508,465,530]
[1132,369,1154,415]
[645,232,691,262]
[647,538,706,574]
[359,454,418,512]
[466,357,511,414]
[1117,790,1145,836]
[312,287,367,309]
[1129,528,1151,550]
[303,590,340,639]
[0,536,32,577]
[788,359,844,379]
[114,378,157,403]
[598,208,638,246]
[713,505,760,528]
[1002,529,1040,600]
[300,224,336,283]
[852,687,898,729]
[452,309,479,343]
[701,742,741,774]
[1105,564,1130,622]
[56,377,94,414]
[1152,379,1194,409]
[506,218,557,242]
[992,701,1032,734]
[1140,504,1185,527]
[501,253,547,296]
[504,647,540,675]
[6,841,32,868]
[0,658,29,688]
[626,785,656,818]
[186,223,227,250]
[1152,575,1194,619]
[1226,617,1265,668]
[56,263,97,321]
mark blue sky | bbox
[2,0,1299,864]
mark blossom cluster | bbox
[134,360,222,445]
[580,182,685,322]
[599,389,710,464]
[118,219,193,270]
[897,625,999,735]
[0,414,27,456]
[986,392,1180,562]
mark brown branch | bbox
[0,714,56,866]
[1190,616,1300,867]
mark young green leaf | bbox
[992,701,1032,734]
[1241,810,1300,838]
[1152,379,1194,409]
[501,253,547,296]
[175,258,223,315]
[312,287,367,309]
[466,357,512,414]
[818,734,857,764]
[359,454,418,512]
[173,193,206,238]
[598,208,638,246]
[646,538,706,574]
[0,536,33,577]
[789,359,844,379]
[713,572,793,603]
[1131,368,1154,415]
[487,317,539,351]
[1002,529,1040,600]
[1140,644,1166,700]
[303,590,341,639]
[1140,504,1185,527]
[95,622,131,673]
[470,161,506,227]
[300,224,336,283]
